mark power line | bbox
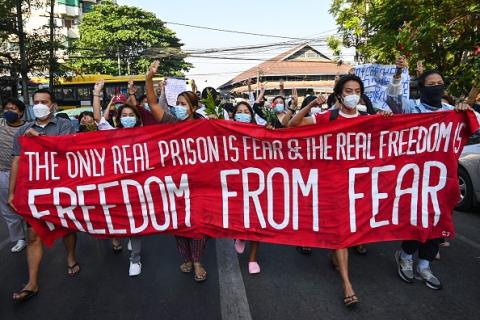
[164,21,332,41]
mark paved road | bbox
[0,209,479,320]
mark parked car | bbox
[457,134,480,211]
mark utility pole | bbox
[15,1,29,104]
[49,0,55,91]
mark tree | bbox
[329,0,480,96]
[67,0,191,76]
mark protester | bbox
[230,101,262,273]
[0,98,27,253]
[288,74,390,307]
[9,89,80,302]
[92,80,145,273]
[252,83,298,128]
[126,79,158,125]
[387,55,473,290]
[146,60,208,282]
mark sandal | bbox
[354,245,367,255]
[343,294,359,308]
[67,263,81,276]
[194,263,207,282]
[179,262,193,273]
[296,246,312,256]
[12,289,39,302]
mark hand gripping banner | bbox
[13,111,479,248]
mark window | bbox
[77,87,91,100]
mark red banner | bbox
[13,111,479,248]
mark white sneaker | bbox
[129,262,142,277]
[11,239,27,253]
[127,239,132,251]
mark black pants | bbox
[401,238,442,261]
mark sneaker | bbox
[129,262,142,277]
[11,239,27,253]
[234,240,246,254]
[416,267,442,290]
[248,261,261,274]
[395,250,414,283]
[127,239,132,251]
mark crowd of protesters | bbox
[1,55,479,308]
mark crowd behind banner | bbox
[1,55,480,307]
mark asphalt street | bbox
[0,209,479,320]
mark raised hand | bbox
[128,78,137,95]
[455,102,472,112]
[93,79,104,95]
[147,60,160,79]
[291,88,298,108]
[314,95,327,106]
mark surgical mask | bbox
[4,111,20,123]
[173,105,189,120]
[310,107,323,115]
[32,103,51,120]
[420,84,444,108]
[342,94,360,109]
[143,103,151,112]
[120,116,137,128]
[234,113,252,123]
[274,103,285,113]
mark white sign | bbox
[354,64,410,111]
[165,78,187,106]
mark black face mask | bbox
[420,84,445,108]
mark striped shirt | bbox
[0,118,25,171]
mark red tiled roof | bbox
[219,44,351,89]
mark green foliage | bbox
[330,0,480,96]
[261,106,277,125]
[200,89,224,119]
[67,0,191,76]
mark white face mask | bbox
[310,107,323,115]
[342,94,360,109]
[33,103,51,120]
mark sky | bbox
[117,0,354,89]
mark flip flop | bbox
[194,264,207,282]
[67,263,81,276]
[13,289,39,302]
[343,294,359,308]
[180,262,193,273]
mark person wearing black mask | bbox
[0,98,27,253]
[386,56,474,291]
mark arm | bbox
[146,60,167,122]
[126,78,138,107]
[466,85,479,106]
[279,79,285,97]
[103,96,115,121]
[385,55,407,114]
[282,87,298,127]
[288,96,326,127]
[252,83,267,119]
[93,80,104,122]
[8,156,19,212]
[247,79,255,105]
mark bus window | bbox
[77,87,91,100]
[62,87,75,100]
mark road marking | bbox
[456,233,480,251]
[216,238,252,320]
[0,238,10,251]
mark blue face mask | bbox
[120,116,137,128]
[274,104,285,113]
[173,105,189,120]
[234,113,251,123]
[4,111,20,123]
[143,103,151,112]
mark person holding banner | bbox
[288,74,381,307]
[8,89,80,302]
[387,56,474,290]
[252,82,297,129]
[146,61,208,282]
[0,98,27,253]
[229,101,263,273]
[93,80,146,275]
